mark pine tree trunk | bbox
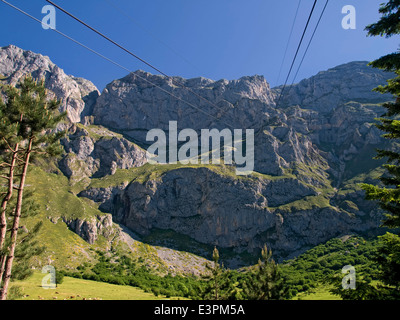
[0,138,32,300]
[0,143,19,287]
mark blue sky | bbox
[0,0,399,91]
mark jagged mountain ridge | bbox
[0,44,99,123]
[276,61,393,111]
[0,45,392,265]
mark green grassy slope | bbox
[11,272,163,300]
[24,166,101,269]
[22,164,209,275]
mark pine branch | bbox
[14,156,28,165]
[1,138,16,154]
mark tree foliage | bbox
[243,245,286,300]
[0,75,66,300]
[361,1,400,228]
[330,0,400,299]
[201,247,228,300]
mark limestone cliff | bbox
[0,45,99,122]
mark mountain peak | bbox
[0,45,99,123]
[275,60,393,111]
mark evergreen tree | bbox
[220,270,244,300]
[375,232,400,292]
[361,1,400,229]
[244,245,285,300]
[201,247,227,300]
[9,191,45,282]
[0,75,65,300]
[332,0,400,299]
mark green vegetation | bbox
[23,166,209,275]
[64,251,203,299]
[3,192,45,284]
[10,271,163,300]
[350,0,400,299]
[0,75,66,300]
[243,245,286,300]
[75,123,125,141]
[53,234,388,301]
[338,166,385,196]
[5,220,391,301]
[21,165,107,270]
[280,236,380,299]
[4,2,400,301]
[88,161,299,190]
[295,285,339,300]
[11,163,391,301]
[26,166,103,221]
[200,247,227,300]
[271,193,332,213]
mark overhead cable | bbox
[0,0,233,129]
[275,0,318,107]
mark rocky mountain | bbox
[59,123,148,183]
[0,45,393,266]
[0,44,99,123]
[276,61,393,111]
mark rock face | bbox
[110,168,319,250]
[0,45,99,122]
[1,45,393,262]
[59,124,147,182]
[91,71,276,145]
[90,62,389,186]
[87,166,378,260]
[275,61,393,111]
[62,214,114,245]
[78,163,382,261]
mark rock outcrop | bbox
[62,214,114,245]
[0,45,99,122]
[59,123,148,182]
[76,165,379,261]
[275,61,393,111]
[91,71,276,145]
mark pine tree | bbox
[0,75,66,300]
[375,232,400,291]
[361,1,400,229]
[201,247,227,300]
[244,245,285,300]
[3,191,45,284]
[356,0,400,297]
[220,271,244,300]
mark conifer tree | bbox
[338,0,400,298]
[244,245,285,300]
[361,1,400,229]
[1,191,45,290]
[0,75,65,300]
[201,247,227,300]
